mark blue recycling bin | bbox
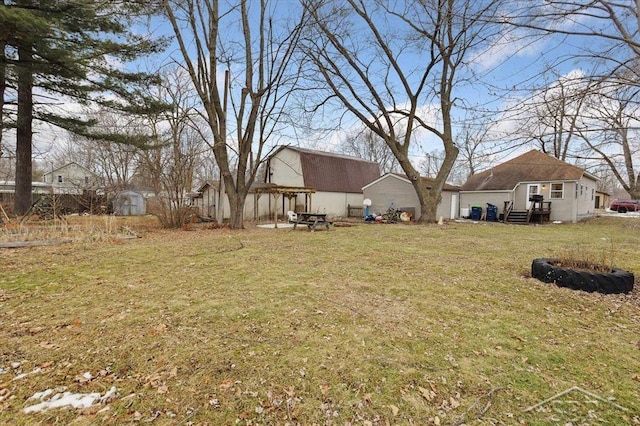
[471,206,482,220]
[486,203,498,221]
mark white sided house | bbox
[362,173,461,221]
[42,162,103,195]
[191,147,380,222]
[264,146,380,218]
[460,150,598,223]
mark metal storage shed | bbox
[113,190,146,216]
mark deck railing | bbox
[503,200,513,223]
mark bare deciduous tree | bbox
[53,112,141,192]
[161,0,305,229]
[514,73,586,162]
[577,81,640,198]
[301,0,503,223]
[138,67,209,228]
[339,128,399,175]
[506,1,640,196]
[453,120,495,181]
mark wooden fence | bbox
[347,204,364,218]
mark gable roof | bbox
[461,150,595,191]
[196,180,220,193]
[43,162,98,177]
[363,173,460,192]
[278,146,380,193]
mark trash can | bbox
[471,206,482,221]
[486,203,498,221]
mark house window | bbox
[57,175,63,183]
[591,188,594,201]
[84,176,89,185]
[550,183,563,199]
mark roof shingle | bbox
[290,147,380,193]
[461,150,589,191]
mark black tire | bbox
[531,258,634,294]
[619,207,628,213]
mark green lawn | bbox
[1,216,639,425]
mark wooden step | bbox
[506,210,528,223]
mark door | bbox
[527,184,539,209]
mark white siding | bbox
[460,175,598,223]
[268,149,304,186]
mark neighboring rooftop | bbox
[461,150,595,191]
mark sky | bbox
[3,1,638,183]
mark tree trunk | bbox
[15,42,34,215]
[417,189,441,224]
[0,37,5,158]
[227,191,245,229]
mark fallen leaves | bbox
[419,386,437,402]
[389,404,399,416]
[218,378,235,392]
[0,387,12,403]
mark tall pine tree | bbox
[1,1,167,214]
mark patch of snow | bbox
[28,388,57,401]
[256,223,295,229]
[601,210,640,218]
[12,367,42,381]
[23,386,117,414]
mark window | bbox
[550,183,563,199]
[84,176,89,185]
[57,175,63,183]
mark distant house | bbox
[460,150,599,223]
[362,173,461,220]
[0,181,52,213]
[42,162,103,195]
[191,180,221,219]
[595,190,611,210]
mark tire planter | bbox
[531,258,634,294]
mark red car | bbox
[609,199,640,213]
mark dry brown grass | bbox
[1,215,639,425]
[0,215,160,244]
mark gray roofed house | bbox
[460,150,598,223]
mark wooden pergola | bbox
[251,183,316,227]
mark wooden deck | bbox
[503,200,551,224]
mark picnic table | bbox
[290,212,332,231]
